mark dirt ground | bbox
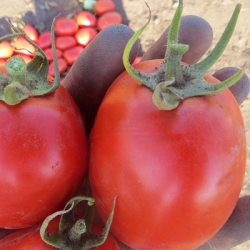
[0,0,249,249]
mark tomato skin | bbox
[76,11,97,27]
[13,37,36,55]
[132,56,142,65]
[75,27,98,47]
[0,41,14,58]
[55,18,78,36]
[55,36,77,51]
[0,226,55,249]
[0,59,6,68]
[0,228,17,241]
[0,85,88,229]
[91,224,120,250]
[44,48,62,62]
[17,54,33,64]
[89,59,246,249]
[94,0,115,16]
[37,31,51,50]
[22,24,38,42]
[63,46,84,65]
[97,12,122,31]
[48,58,68,76]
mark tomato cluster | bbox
[0,0,122,79]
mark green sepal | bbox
[40,195,117,250]
[0,18,60,105]
[123,1,244,110]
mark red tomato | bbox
[94,0,115,16]
[44,48,63,62]
[97,11,122,31]
[63,46,84,65]
[0,79,88,228]
[0,59,5,67]
[0,220,119,249]
[17,54,33,64]
[0,226,55,249]
[22,24,38,42]
[0,41,14,58]
[0,65,6,74]
[0,216,61,249]
[75,27,98,46]
[0,228,17,241]
[76,11,97,27]
[37,31,51,50]
[132,56,142,65]
[48,58,68,76]
[55,18,78,36]
[55,36,77,51]
[91,224,120,250]
[13,37,36,55]
[89,59,246,249]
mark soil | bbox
[0,0,249,249]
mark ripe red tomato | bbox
[22,24,38,42]
[63,46,84,65]
[0,225,56,249]
[75,27,98,46]
[89,59,246,249]
[94,0,115,16]
[54,18,78,36]
[0,77,88,228]
[17,54,33,64]
[97,11,122,31]
[0,228,17,241]
[37,31,52,50]
[132,56,142,65]
[0,41,14,58]
[48,58,68,76]
[76,11,97,27]
[44,48,63,62]
[55,36,77,51]
[13,37,36,55]
[0,59,5,67]
[0,220,119,249]
[91,224,120,250]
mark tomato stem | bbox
[0,32,25,42]
[164,0,188,83]
[123,1,244,110]
[0,18,60,105]
[69,219,87,241]
[40,195,117,250]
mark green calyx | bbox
[0,18,60,105]
[40,195,117,250]
[123,0,244,110]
